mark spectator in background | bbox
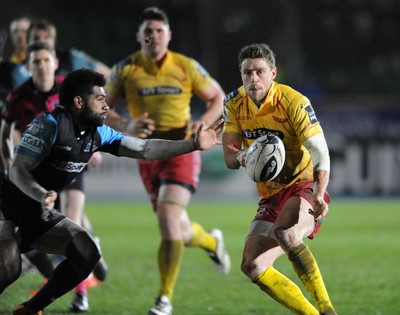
[8,17,32,64]
[105,7,230,315]
[222,43,336,315]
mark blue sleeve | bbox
[70,48,100,70]
[98,124,124,145]
[16,114,57,159]
[11,64,31,89]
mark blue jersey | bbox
[0,106,123,250]
[15,106,124,192]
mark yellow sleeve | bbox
[222,91,242,134]
[288,96,323,143]
[190,59,213,95]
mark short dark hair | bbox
[59,69,106,108]
[238,43,276,70]
[27,19,57,44]
[26,42,55,60]
[139,6,169,26]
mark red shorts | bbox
[254,181,331,239]
[138,151,201,210]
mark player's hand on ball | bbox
[41,190,57,221]
[126,112,156,139]
[193,118,224,150]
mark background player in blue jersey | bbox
[0,69,223,315]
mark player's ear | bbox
[271,67,277,80]
[73,96,83,109]
[54,57,59,71]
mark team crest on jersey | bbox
[138,86,182,96]
[84,140,98,152]
[26,121,45,134]
[304,104,318,124]
[242,128,284,140]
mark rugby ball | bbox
[245,135,285,182]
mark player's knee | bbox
[66,232,101,272]
[240,256,256,278]
[274,227,300,251]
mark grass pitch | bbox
[1,198,400,315]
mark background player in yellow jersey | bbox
[8,17,32,64]
[105,6,230,315]
[222,43,337,315]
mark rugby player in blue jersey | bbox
[0,68,223,315]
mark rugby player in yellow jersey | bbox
[105,6,230,315]
[223,43,337,315]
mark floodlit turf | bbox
[1,198,400,314]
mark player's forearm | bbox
[224,150,242,169]
[118,137,196,160]
[222,134,243,170]
[200,98,223,126]
[0,143,12,173]
[0,121,14,173]
[199,81,224,125]
[199,105,222,126]
[9,163,48,202]
[313,169,329,197]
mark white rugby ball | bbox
[245,135,285,182]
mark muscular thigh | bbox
[31,217,85,255]
[275,196,315,247]
[0,220,16,240]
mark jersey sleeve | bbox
[70,48,101,71]
[105,57,129,98]
[15,113,57,160]
[97,125,125,155]
[222,89,242,134]
[189,59,213,95]
[288,96,323,143]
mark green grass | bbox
[1,198,400,314]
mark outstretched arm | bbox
[118,119,223,160]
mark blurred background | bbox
[1,0,400,200]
